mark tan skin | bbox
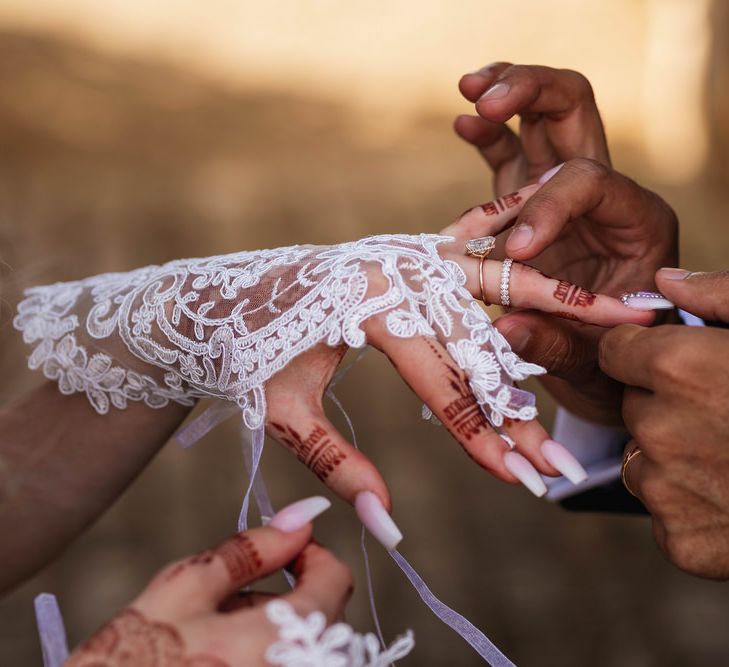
[66,523,354,666]
[450,63,678,425]
[601,270,729,580]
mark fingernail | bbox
[479,82,510,101]
[658,267,691,280]
[503,451,547,497]
[355,491,402,551]
[503,324,531,354]
[507,224,534,251]
[469,64,494,76]
[269,496,331,533]
[540,440,588,485]
[538,163,565,184]
[620,291,674,311]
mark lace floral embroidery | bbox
[264,600,414,667]
[15,234,544,428]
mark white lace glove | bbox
[15,233,539,425]
[15,231,606,509]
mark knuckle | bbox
[564,157,608,183]
[639,474,674,512]
[533,327,574,374]
[504,64,535,87]
[597,326,621,371]
[662,532,701,575]
[519,191,562,227]
[561,69,596,100]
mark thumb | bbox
[655,269,729,322]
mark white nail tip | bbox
[269,496,331,533]
[503,451,547,498]
[538,163,565,184]
[620,292,674,311]
[355,491,403,551]
[541,440,588,485]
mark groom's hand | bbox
[455,63,610,195]
[452,63,678,425]
[600,270,729,580]
[445,161,678,425]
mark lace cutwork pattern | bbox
[15,234,544,428]
[264,600,414,667]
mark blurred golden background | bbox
[1,1,729,665]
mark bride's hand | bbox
[264,196,651,529]
[66,498,353,667]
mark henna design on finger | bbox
[443,366,490,440]
[270,423,347,480]
[553,281,596,307]
[481,191,523,216]
[423,340,490,440]
[215,534,263,582]
[66,608,229,666]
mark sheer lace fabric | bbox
[264,600,415,667]
[15,234,544,430]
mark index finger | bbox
[467,64,610,164]
[440,182,540,243]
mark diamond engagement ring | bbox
[464,236,496,258]
[465,236,497,305]
[621,445,642,497]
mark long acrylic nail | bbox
[479,82,510,101]
[541,440,588,485]
[538,163,565,184]
[503,451,547,497]
[355,491,403,551]
[657,267,691,280]
[620,291,674,311]
[269,496,331,533]
[507,224,534,252]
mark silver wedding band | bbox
[500,258,513,307]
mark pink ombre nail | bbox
[355,491,403,551]
[269,496,331,533]
[503,451,547,497]
[541,440,588,485]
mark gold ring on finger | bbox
[621,446,642,498]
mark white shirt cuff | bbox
[545,408,628,501]
[545,309,703,502]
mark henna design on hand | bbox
[425,338,489,440]
[66,608,228,667]
[165,535,263,584]
[443,366,490,440]
[215,533,263,582]
[269,423,347,480]
[481,191,523,216]
[553,281,596,307]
